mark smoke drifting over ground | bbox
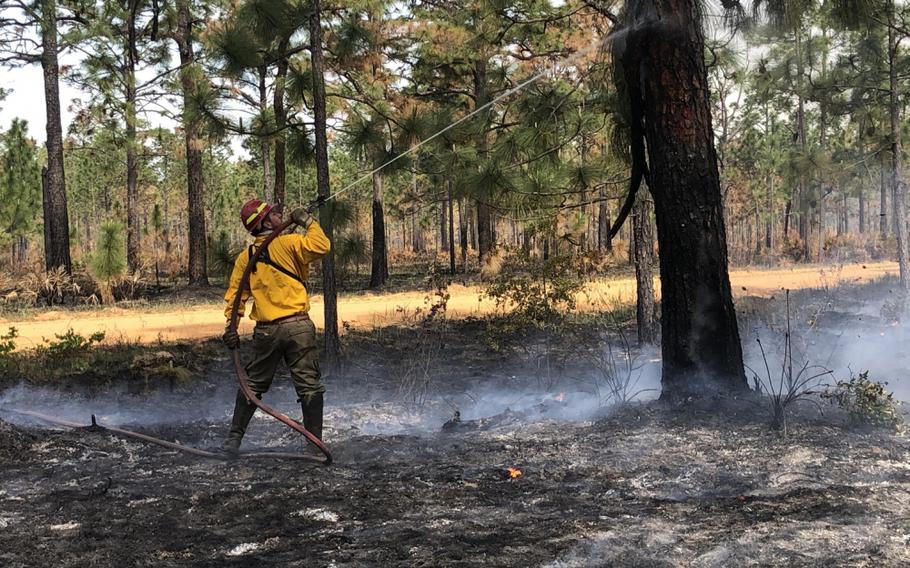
[740,277,910,402]
[0,281,908,566]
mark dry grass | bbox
[0,261,898,352]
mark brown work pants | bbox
[245,317,324,402]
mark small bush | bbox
[823,371,904,433]
[208,230,241,279]
[0,327,16,355]
[90,222,126,304]
[780,234,806,262]
[484,253,585,328]
[36,328,106,358]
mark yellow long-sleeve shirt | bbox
[224,221,331,322]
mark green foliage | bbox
[27,328,106,375]
[0,327,17,356]
[36,328,106,358]
[484,253,585,330]
[824,371,904,433]
[337,232,369,268]
[208,230,241,278]
[90,222,127,282]
[0,119,40,238]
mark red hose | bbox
[3,408,326,462]
[227,217,332,465]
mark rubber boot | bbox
[301,392,324,441]
[222,390,257,458]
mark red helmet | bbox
[240,199,275,232]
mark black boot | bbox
[222,390,257,458]
[301,392,324,441]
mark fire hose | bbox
[2,408,318,461]
[226,208,332,465]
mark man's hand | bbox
[305,194,327,214]
[290,207,315,229]
[222,327,240,350]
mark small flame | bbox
[507,467,522,479]
[554,392,566,402]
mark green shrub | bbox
[484,253,585,328]
[37,328,106,357]
[208,230,241,278]
[0,327,16,355]
[90,222,126,303]
[824,371,904,433]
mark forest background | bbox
[1,0,908,340]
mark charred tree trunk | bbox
[633,193,655,345]
[273,38,290,205]
[889,6,910,289]
[458,197,467,271]
[40,0,72,274]
[473,59,493,262]
[259,66,272,201]
[125,0,140,274]
[598,195,611,252]
[369,164,388,289]
[440,197,448,252]
[448,183,456,275]
[176,0,208,286]
[881,153,888,235]
[309,0,339,366]
[795,28,810,259]
[624,0,746,399]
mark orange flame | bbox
[554,392,566,402]
[507,467,522,479]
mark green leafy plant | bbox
[823,371,904,433]
[208,230,241,279]
[484,253,585,329]
[89,222,127,304]
[336,232,370,284]
[0,327,17,356]
[37,328,106,358]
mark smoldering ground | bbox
[0,282,908,567]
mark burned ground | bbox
[1,399,907,567]
[1,284,909,567]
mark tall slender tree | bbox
[309,0,340,367]
[170,0,209,285]
[1,119,41,265]
[0,0,77,273]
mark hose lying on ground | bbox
[1,408,325,462]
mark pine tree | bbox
[0,0,79,273]
[0,119,41,266]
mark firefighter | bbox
[221,198,331,457]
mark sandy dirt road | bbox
[0,261,896,351]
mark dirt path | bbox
[0,261,896,351]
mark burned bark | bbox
[633,193,655,345]
[622,0,747,398]
[888,6,910,289]
[310,0,340,367]
[273,39,290,205]
[369,164,388,289]
[40,0,72,274]
[175,0,208,286]
[473,59,494,263]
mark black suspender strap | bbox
[248,244,307,287]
